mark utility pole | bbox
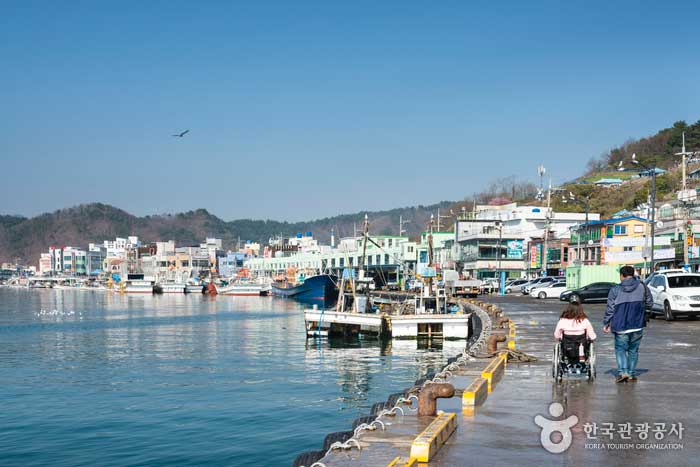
[495,220,504,294]
[399,215,410,236]
[629,154,658,272]
[676,132,694,269]
[541,178,552,277]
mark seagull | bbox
[172,130,189,137]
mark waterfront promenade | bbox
[315,296,700,466]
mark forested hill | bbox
[0,202,453,264]
[3,119,699,265]
[552,119,700,219]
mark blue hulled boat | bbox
[272,274,338,301]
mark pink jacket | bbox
[554,318,597,340]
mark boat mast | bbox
[427,214,435,303]
[359,214,369,274]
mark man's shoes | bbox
[629,376,638,382]
[616,374,629,383]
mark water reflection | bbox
[0,289,458,466]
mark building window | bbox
[385,254,390,264]
[339,258,345,267]
[368,256,373,266]
[331,258,336,267]
[388,239,393,247]
[376,254,381,265]
[624,246,633,252]
[349,257,354,266]
[614,225,627,235]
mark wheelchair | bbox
[552,332,596,382]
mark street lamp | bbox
[494,220,504,295]
[622,153,657,274]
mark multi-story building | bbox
[455,203,598,279]
[568,216,674,271]
[61,247,87,276]
[655,202,700,271]
[526,237,570,277]
[39,253,52,275]
[86,244,107,276]
[245,234,417,285]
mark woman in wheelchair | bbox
[553,303,598,380]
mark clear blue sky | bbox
[2,0,699,221]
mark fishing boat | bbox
[215,280,271,296]
[123,274,155,294]
[272,271,338,301]
[185,281,206,294]
[303,215,471,340]
[159,281,186,294]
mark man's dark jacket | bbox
[604,277,653,333]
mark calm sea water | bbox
[0,288,459,466]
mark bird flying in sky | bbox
[172,130,189,137]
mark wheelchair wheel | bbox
[552,343,561,380]
[587,342,596,382]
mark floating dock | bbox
[304,308,471,339]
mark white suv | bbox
[647,273,700,321]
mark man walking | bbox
[603,265,652,383]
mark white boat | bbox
[215,280,271,296]
[124,274,154,294]
[159,282,186,294]
[185,282,205,294]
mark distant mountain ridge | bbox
[0,202,453,264]
[5,118,698,266]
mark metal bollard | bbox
[496,316,510,328]
[486,335,506,353]
[418,383,455,416]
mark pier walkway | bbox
[308,296,700,466]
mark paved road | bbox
[433,294,700,467]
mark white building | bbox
[39,253,52,275]
[455,203,600,279]
[246,234,417,284]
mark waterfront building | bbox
[200,238,223,265]
[568,216,674,269]
[245,234,417,286]
[61,247,87,276]
[650,201,700,270]
[86,244,107,276]
[525,237,570,277]
[455,202,599,280]
[39,253,52,275]
[103,236,140,259]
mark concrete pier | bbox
[298,296,700,466]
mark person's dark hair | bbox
[560,303,587,323]
[620,265,635,278]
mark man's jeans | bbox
[614,330,644,377]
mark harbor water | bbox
[0,288,459,466]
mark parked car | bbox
[559,282,616,304]
[504,279,529,294]
[644,269,686,286]
[531,282,568,299]
[647,273,700,321]
[522,277,561,295]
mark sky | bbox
[2,0,700,221]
